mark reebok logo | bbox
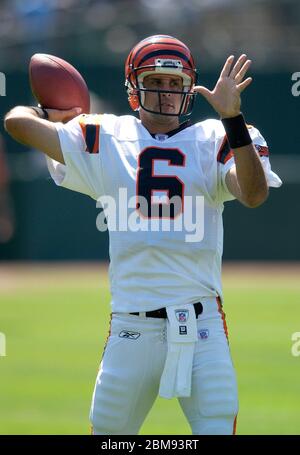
[119,330,140,340]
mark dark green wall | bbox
[0,67,297,260]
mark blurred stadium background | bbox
[0,0,300,435]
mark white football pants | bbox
[90,298,238,435]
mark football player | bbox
[4,35,282,435]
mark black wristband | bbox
[29,106,49,120]
[221,113,252,149]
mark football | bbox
[29,53,90,113]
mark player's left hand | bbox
[193,54,252,118]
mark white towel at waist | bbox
[159,303,198,399]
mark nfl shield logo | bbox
[198,329,209,340]
[175,310,189,323]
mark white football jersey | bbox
[47,114,282,312]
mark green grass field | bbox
[0,262,300,435]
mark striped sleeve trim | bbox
[217,137,270,163]
[217,136,233,164]
[79,114,102,154]
[254,144,269,157]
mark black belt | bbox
[130,302,203,319]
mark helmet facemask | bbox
[125,60,198,117]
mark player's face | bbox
[142,75,184,116]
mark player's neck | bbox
[139,111,180,135]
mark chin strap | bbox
[128,89,140,111]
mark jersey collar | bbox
[150,120,192,141]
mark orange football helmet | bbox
[125,35,198,116]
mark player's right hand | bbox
[44,107,82,123]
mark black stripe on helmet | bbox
[129,41,191,69]
[137,49,193,68]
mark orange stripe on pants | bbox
[216,296,229,340]
[233,415,238,434]
[100,313,112,362]
[216,297,238,434]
